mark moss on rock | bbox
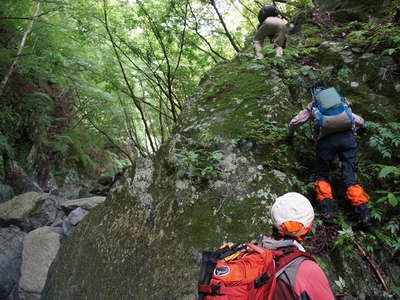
[43,3,400,299]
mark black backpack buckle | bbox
[282,247,294,254]
[211,285,221,295]
[254,272,270,288]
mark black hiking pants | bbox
[315,130,357,188]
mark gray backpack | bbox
[311,87,353,137]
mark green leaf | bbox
[382,48,396,55]
[388,193,399,207]
[378,166,399,178]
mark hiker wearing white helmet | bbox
[271,192,314,241]
[262,192,335,300]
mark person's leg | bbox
[315,137,336,183]
[338,132,370,226]
[273,26,287,57]
[338,132,357,188]
[253,39,264,59]
[314,136,337,220]
[253,23,273,59]
[272,18,287,57]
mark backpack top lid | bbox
[314,87,343,111]
[258,5,279,23]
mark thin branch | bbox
[83,110,135,164]
[73,92,137,162]
[236,0,258,17]
[209,0,240,52]
[230,0,256,31]
[191,42,218,63]
[136,1,178,123]
[172,0,189,78]
[188,3,228,61]
[0,7,65,20]
[353,240,389,292]
[102,0,156,153]
[116,92,147,157]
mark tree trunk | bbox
[0,1,41,97]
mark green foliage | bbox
[343,22,400,54]
[333,276,346,293]
[376,190,399,208]
[367,122,400,159]
[0,0,260,179]
[240,120,287,144]
[378,165,400,178]
[0,135,13,158]
[176,147,223,182]
[333,226,354,250]
[359,121,400,254]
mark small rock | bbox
[68,207,89,226]
[62,219,74,236]
[61,196,106,213]
[272,170,288,182]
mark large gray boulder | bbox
[0,192,57,231]
[60,196,106,213]
[0,184,14,204]
[0,226,26,300]
[18,227,61,300]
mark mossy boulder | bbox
[43,4,400,299]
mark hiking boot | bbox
[319,198,335,222]
[354,203,371,227]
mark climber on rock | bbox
[253,5,287,59]
[287,83,371,227]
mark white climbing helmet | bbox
[271,192,314,238]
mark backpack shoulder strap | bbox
[273,247,314,285]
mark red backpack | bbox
[197,243,312,300]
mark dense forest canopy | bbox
[1,0,277,183]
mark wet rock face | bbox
[0,226,26,300]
